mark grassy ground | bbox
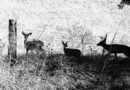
[0,52,130,90]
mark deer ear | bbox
[28,33,32,36]
[62,41,64,44]
[99,36,103,40]
[103,34,107,42]
[22,31,25,35]
[105,34,107,39]
[66,41,68,44]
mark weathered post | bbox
[8,19,17,66]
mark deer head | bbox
[97,34,107,46]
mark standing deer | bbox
[22,31,44,55]
[117,0,130,9]
[62,41,81,59]
[97,34,130,58]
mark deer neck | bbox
[102,43,109,50]
[24,38,28,47]
[63,47,67,52]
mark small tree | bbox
[80,30,94,55]
[66,22,94,55]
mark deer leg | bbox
[102,53,110,73]
[32,50,35,56]
[36,49,39,56]
[39,46,43,51]
[37,47,41,55]
[26,49,29,59]
[37,47,43,56]
[105,53,110,58]
[114,53,118,60]
[26,49,28,56]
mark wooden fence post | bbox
[8,19,17,66]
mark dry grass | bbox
[0,52,130,90]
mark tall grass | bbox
[0,52,129,90]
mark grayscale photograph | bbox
[0,0,130,90]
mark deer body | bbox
[97,34,130,58]
[62,41,81,59]
[22,31,44,55]
[100,44,130,57]
[118,0,130,9]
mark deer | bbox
[97,34,130,59]
[22,31,44,55]
[62,41,81,59]
[117,0,130,9]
